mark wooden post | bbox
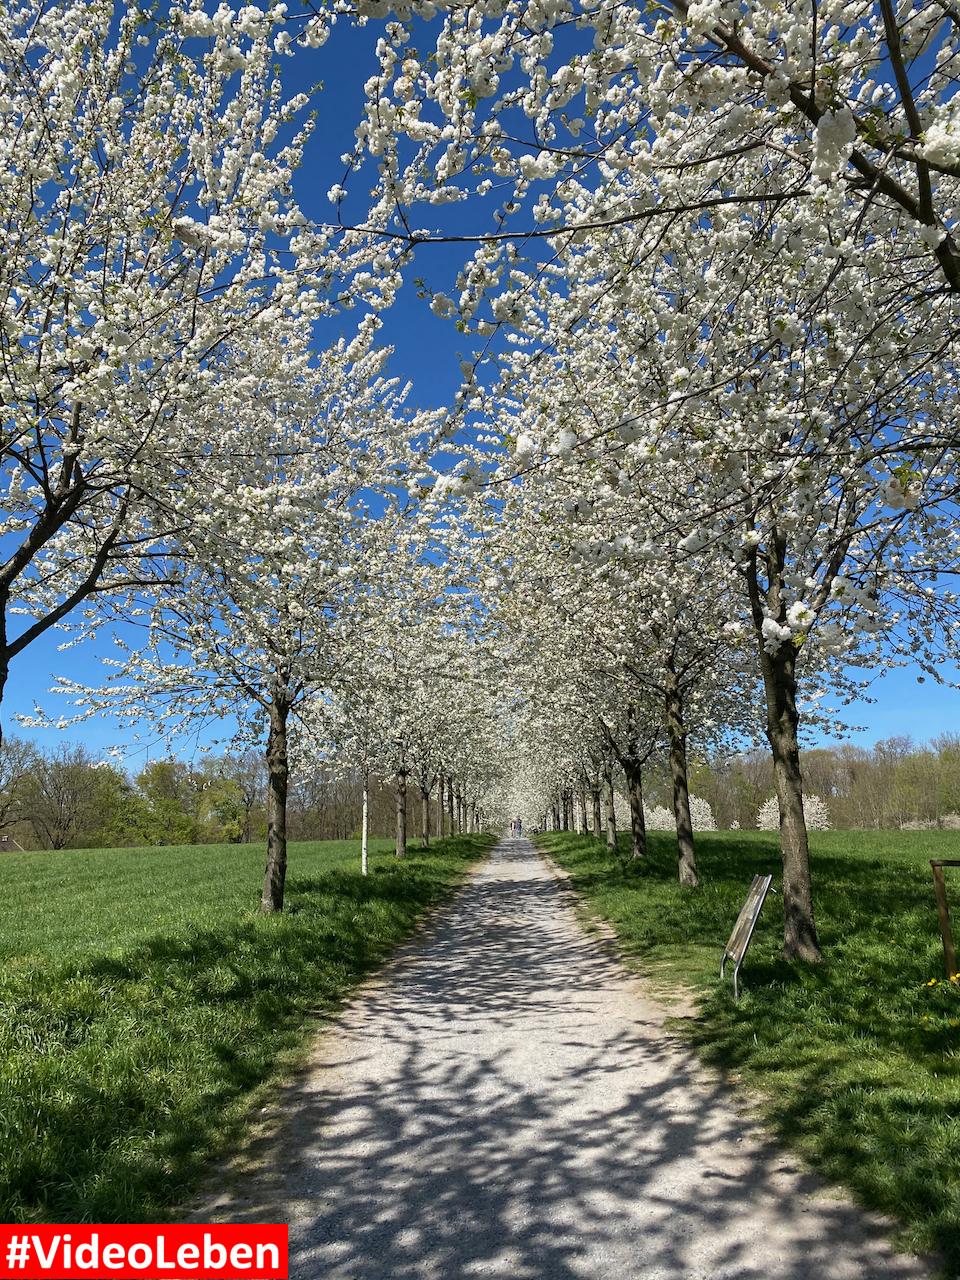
[931,861,959,977]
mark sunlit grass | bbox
[540,828,960,1270]
[0,833,492,1222]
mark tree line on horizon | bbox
[0,739,430,853]
[4,733,960,853]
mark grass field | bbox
[0,833,492,1222]
[539,828,960,1273]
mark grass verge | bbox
[539,828,960,1273]
[0,833,492,1222]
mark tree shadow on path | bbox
[198,839,934,1280]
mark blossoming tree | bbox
[44,324,421,911]
[0,0,331,730]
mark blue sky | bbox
[7,15,960,761]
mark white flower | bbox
[921,120,960,168]
[553,428,578,456]
[679,529,709,553]
[518,152,558,182]
[685,0,723,35]
[303,20,329,48]
[219,45,247,74]
[812,107,856,184]
[430,293,455,318]
[786,600,814,630]
[180,10,214,37]
[236,5,266,36]
[761,616,792,652]
[171,216,209,248]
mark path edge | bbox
[533,839,944,1280]
[184,837,497,1218]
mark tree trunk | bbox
[578,789,588,834]
[664,672,699,887]
[762,642,822,962]
[395,769,408,859]
[591,784,602,838]
[419,782,430,849]
[0,649,7,750]
[260,695,289,913]
[447,775,455,836]
[436,769,445,838]
[622,760,646,860]
[603,762,617,856]
[361,773,369,876]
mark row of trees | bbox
[0,737,490,852]
[21,727,960,853]
[2,1,507,906]
[691,738,960,833]
[6,1,960,959]
[402,0,960,962]
[0,741,267,850]
[521,733,960,843]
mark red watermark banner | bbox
[0,1226,288,1280]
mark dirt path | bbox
[200,837,931,1279]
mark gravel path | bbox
[202,836,931,1279]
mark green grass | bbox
[540,828,960,1273]
[0,833,492,1222]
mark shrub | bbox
[643,804,674,830]
[688,795,716,831]
[757,793,831,830]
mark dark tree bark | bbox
[602,761,618,855]
[622,758,647,860]
[663,667,699,887]
[578,788,588,834]
[261,693,290,913]
[436,768,446,837]
[591,783,602,838]
[0,649,7,750]
[447,774,455,836]
[761,642,821,961]
[745,545,821,962]
[419,780,430,849]
[623,705,648,861]
[395,768,408,858]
